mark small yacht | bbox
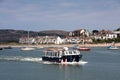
[42,47,82,63]
[107,46,119,50]
[20,31,35,51]
[107,42,119,50]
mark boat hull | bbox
[42,55,82,63]
[107,46,119,50]
[107,48,119,50]
[78,47,90,51]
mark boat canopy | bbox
[43,47,80,57]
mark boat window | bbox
[69,51,72,54]
[66,51,69,54]
[58,52,59,57]
[59,51,62,57]
[51,52,52,56]
[46,52,48,56]
[72,51,75,54]
[63,51,65,55]
[54,52,57,57]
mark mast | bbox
[27,31,29,46]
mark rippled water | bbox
[0,47,120,80]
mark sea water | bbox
[0,47,120,80]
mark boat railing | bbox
[63,50,80,55]
[44,50,63,58]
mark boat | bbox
[107,42,119,50]
[78,47,91,51]
[42,47,83,63]
[21,47,35,51]
[3,46,12,49]
[107,46,119,50]
[21,31,35,51]
[73,45,90,51]
[0,47,3,50]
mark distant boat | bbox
[21,47,35,51]
[107,42,119,50]
[74,30,91,51]
[3,46,12,49]
[73,45,91,51]
[21,31,35,51]
[77,47,91,51]
[73,37,91,51]
[0,47,3,50]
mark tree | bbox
[92,30,99,35]
[116,27,120,31]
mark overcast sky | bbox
[0,0,120,31]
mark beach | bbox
[0,43,120,48]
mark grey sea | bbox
[0,47,120,80]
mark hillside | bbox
[0,29,69,43]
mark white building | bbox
[93,30,118,40]
[19,37,35,44]
[35,36,63,44]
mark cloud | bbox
[58,2,75,7]
[0,0,120,31]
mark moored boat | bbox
[0,47,3,50]
[78,47,91,51]
[42,47,82,63]
[107,46,119,50]
[3,46,12,49]
[107,42,119,50]
[21,47,35,51]
[20,31,35,51]
[73,45,90,51]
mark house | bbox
[35,36,63,44]
[64,37,81,44]
[19,37,35,44]
[55,36,63,44]
[92,30,117,40]
[113,31,120,37]
[69,29,90,37]
[68,29,92,43]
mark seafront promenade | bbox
[0,43,120,48]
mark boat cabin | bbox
[42,47,82,63]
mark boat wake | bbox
[0,56,42,63]
[42,61,88,65]
[0,56,87,65]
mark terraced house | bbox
[92,30,118,40]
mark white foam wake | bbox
[0,56,87,65]
[60,61,88,65]
[0,56,42,62]
[42,61,88,65]
[20,57,42,62]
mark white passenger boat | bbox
[42,47,83,63]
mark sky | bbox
[0,0,120,31]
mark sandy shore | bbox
[0,43,120,48]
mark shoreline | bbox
[0,43,120,48]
